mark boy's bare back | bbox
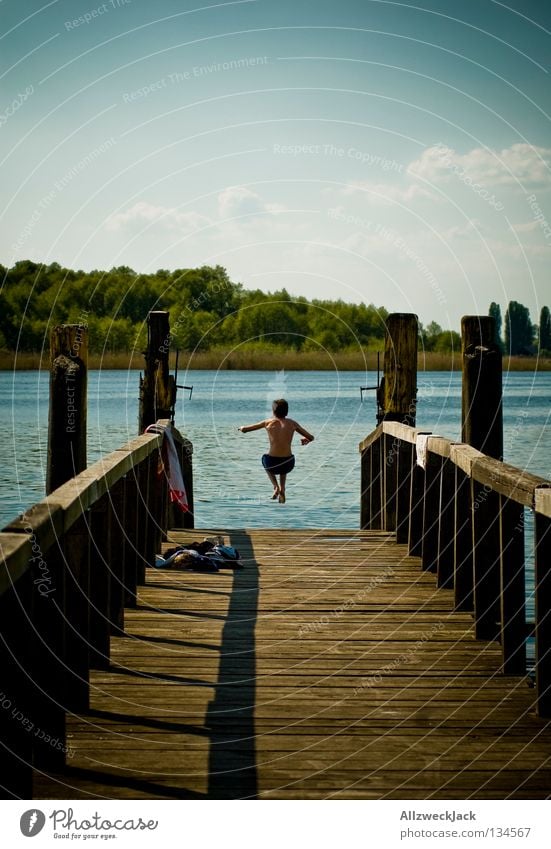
[265,417,301,456]
[238,414,314,456]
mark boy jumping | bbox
[238,399,314,503]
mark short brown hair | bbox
[272,399,288,418]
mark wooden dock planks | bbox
[34,529,551,800]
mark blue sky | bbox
[1,0,550,327]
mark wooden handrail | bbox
[358,423,383,453]
[0,419,193,798]
[535,486,551,519]
[360,422,548,505]
[1,427,163,571]
[359,421,551,717]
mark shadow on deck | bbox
[33,529,551,800]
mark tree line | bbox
[489,301,551,356]
[0,260,547,357]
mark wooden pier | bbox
[28,526,551,800]
[1,311,550,799]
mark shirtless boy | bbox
[238,399,314,503]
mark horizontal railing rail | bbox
[0,420,193,798]
[360,421,551,717]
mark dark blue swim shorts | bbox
[262,454,295,475]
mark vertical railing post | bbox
[0,537,34,797]
[29,538,67,769]
[150,431,168,548]
[421,448,441,572]
[88,496,111,669]
[499,495,526,674]
[535,486,551,716]
[471,478,501,641]
[436,453,456,589]
[383,431,399,531]
[453,467,474,611]
[370,436,383,530]
[408,439,429,558]
[62,515,91,710]
[135,457,150,586]
[124,471,141,601]
[450,445,481,611]
[396,438,414,544]
[359,432,384,531]
[360,443,371,530]
[1,506,68,770]
[144,452,160,568]
[108,478,126,634]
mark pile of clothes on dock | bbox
[154,537,242,572]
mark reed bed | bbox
[1,348,549,371]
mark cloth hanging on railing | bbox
[416,434,431,469]
[415,433,442,469]
[145,422,189,512]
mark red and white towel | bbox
[145,422,189,512]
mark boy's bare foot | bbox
[278,493,286,504]
[271,489,280,500]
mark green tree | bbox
[504,301,534,355]
[420,321,442,351]
[488,302,503,351]
[315,328,340,351]
[433,330,461,352]
[539,306,551,353]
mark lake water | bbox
[1,367,547,642]
[1,369,549,531]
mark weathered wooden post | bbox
[139,311,176,432]
[379,313,418,532]
[47,323,88,493]
[451,445,480,612]
[461,315,503,459]
[138,311,194,529]
[461,316,503,640]
[379,313,418,426]
[360,430,383,530]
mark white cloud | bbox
[341,181,434,204]
[217,185,285,219]
[441,220,483,240]
[408,143,551,189]
[105,201,211,233]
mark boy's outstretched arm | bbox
[238,420,266,433]
[295,422,315,445]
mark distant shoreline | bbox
[1,349,550,371]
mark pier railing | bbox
[360,421,551,716]
[0,420,192,798]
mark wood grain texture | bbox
[382,313,418,424]
[33,528,551,801]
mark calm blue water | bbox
[0,369,549,531]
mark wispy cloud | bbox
[340,181,435,204]
[106,188,285,236]
[105,201,211,232]
[408,143,551,189]
[218,185,284,219]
